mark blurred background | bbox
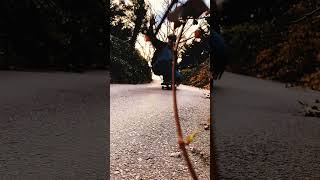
[110,0,211,86]
[216,0,320,90]
[0,0,108,72]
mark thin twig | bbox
[154,0,178,35]
[172,22,198,180]
[184,15,210,20]
[136,40,145,56]
[291,7,320,24]
[178,36,194,44]
[158,29,167,41]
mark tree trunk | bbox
[130,0,146,48]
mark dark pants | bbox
[153,60,183,83]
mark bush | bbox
[222,23,277,75]
[222,0,320,91]
[301,70,320,91]
[181,59,210,89]
[256,19,320,82]
[110,36,152,84]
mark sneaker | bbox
[161,81,171,85]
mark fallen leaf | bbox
[185,132,197,145]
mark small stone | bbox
[189,146,196,153]
[200,152,205,156]
[114,170,120,175]
[169,152,181,158]
[135,175,142,180]
[204,125,210,130]
[138,157,142,162]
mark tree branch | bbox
[291,7,320,24]
[172,21,199,180]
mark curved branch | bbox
[172,22,198,180]
[291,7,320,24]
[154,0,178,35]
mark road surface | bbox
[0,71,108,179]
[110,82,210,179]
[213,72,320,179]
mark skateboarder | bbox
[145,19,183,85]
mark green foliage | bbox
[179,32,210,69]
[130,0,147,47]
[110,36,151,84]
[179,28,211,89]
[110,1,133,40]
[256,18,320,82]
[221,0,320,90]
[301,70,320,91]
[110,0,151,84]
[110,0,148,44]
[222,22,280,75]
[181,59,210,89]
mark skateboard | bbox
[161,82,180,90]
[161,82,172,90]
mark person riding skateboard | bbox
[145,18,183,85]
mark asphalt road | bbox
[0,71,108,179]
[110,82,210,179]
[213,72,320,179]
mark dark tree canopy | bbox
[215,0,318,26]
[0,0,108,71]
